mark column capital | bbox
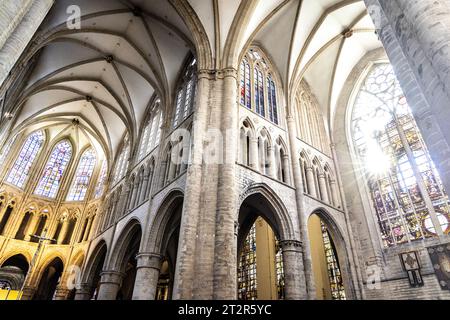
[280,240,303,252]
[197,68,238,80]
[136,252,163,270]
[76,282,92,294]
[99,270,125,285]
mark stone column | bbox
[128,181,139,210]
[0,0,54,87]
[269,146,277,178]
[365,0,450,194]
[24,214,40,241]
[158,160,168,187]
[330,180,340,208]
[74,283,92,300]
[116,187,129,219]
[54,286,70,300]
[282,155,291,184]
[139,173,149,203]
[96,271,124,300]
[20,286,35,300]
[249,137,259,169]
[57,219,69,244]
[172,73,210,299]
[318,174,329,203]
[306,167,316,198]
[145,169,153,197]
[281,240,307,300]
[132,253,163,300]
[212,69,238,299]
[286,116,315,299]
[83,217,94,242]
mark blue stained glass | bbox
[267,76,278,125]
[7,131,45,189]
[67,148,96,201]
[254,67,265,117]
[35,140,72,198]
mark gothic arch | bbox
[108,219,142,272]
[0,253,30,272]
[145,190,184,254]
[81,240,108,285]
[308,208,356,299]
[238,183,296,242]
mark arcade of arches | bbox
[0,0,449,300]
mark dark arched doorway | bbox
[0,254,29,291]
[34,258,64,300]
[84,242,107,300]
[155,198,182,300]
[115,223,142,300]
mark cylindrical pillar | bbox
[132,253,163,300]
[74,283,92,300]
[318,174,329,203]
[249,138,259,169]
[96,271,124,300]
[282,155,291,184]
[25,214,40,241]
[306,167,316,198]
[212,69,239,299]
[57,219,69,244]
[281,240,307,300]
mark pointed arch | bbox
[6,130,45,189]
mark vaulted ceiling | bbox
[8,0,382,162]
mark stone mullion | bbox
[394,113,444,236]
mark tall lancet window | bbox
[267,75,278,125]
[240,58,251,109]
[173,59,197,128]
[113,135,130,185]
[67,148,96,201]
[95,160,108,199]
[239,48,279,125]
[254,66,265,117]
[351,63,450,247]
[35,140,72,199]
[7,131,45,188]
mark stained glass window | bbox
[147,113,159,154]
[138,123,151,160]
[35,140,72,198]
[351,63,450,247]
[275,240,285,300]
[95,160,108,199]
[6,131,45,188]
[239,49,278,125]
[113,136,129,185]
[67,148,96,201]
[240,58,251,109]
[267,75,278,125]
[238,224,257,300]
[173,60,197,128]
[321,221,346,300]
[254,66,265,117]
